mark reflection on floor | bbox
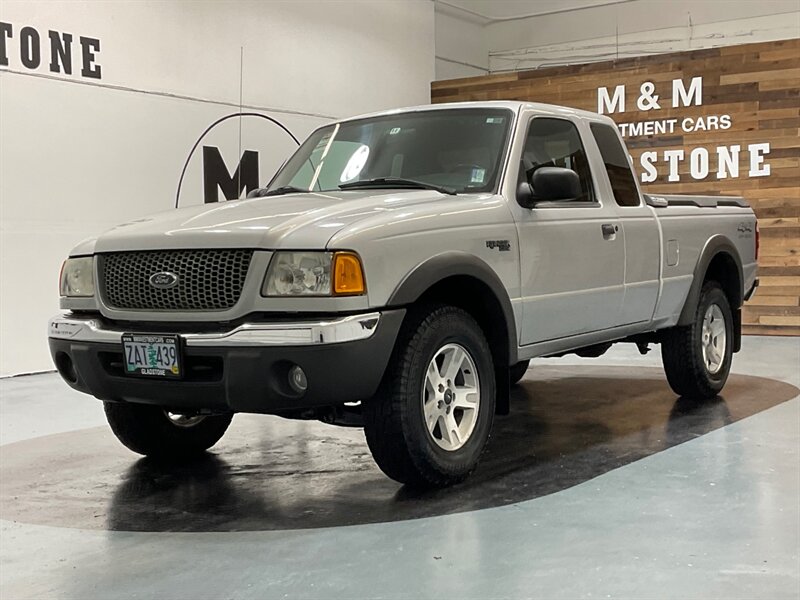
[1,336,798,600]
[1,366,797,532]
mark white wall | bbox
[434,6,488,80]
[434,0,800,78]
[0,0,435,376]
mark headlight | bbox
[263,252,333,296]
[60,257,95,297]
[262,251,365,297]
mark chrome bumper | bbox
[48,312,382,347]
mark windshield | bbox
[268,108,513,195]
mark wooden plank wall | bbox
[432,38,800,336]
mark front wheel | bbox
[661,281,734,399]
[362,305,496,487]
[104,402,233,459]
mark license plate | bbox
[122,334,181,378]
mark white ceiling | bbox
[436,0,633,22]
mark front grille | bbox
[101,249,254,311]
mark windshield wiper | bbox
[248,185,310,198]
[338,178,457,196]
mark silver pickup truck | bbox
[49,101,759,487]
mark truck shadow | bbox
[0,366,796,532]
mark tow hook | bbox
[636,342,651,355]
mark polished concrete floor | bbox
[1,336,799,599]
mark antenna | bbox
[237,46,244,199]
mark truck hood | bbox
[88,189,456,253]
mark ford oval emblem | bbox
[149,271,179,289]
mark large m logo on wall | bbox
[175,112,301,208]
[202,147,259,203]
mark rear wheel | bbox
[661,281,734,399]
[104,402,232,459]
[510,360,530,385]
[362,305,496,487]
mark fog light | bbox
[288,365,308,394]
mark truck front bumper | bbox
[48,310,405,414]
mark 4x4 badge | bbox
[486,240,511,252]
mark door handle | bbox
[601,224,619,239]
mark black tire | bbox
[510,360,531,385]
[104,402,232,459]
[661,281,734,399]
[362,305,496,488]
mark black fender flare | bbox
[678,235,744,326]
[387,252,518,363]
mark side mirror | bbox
[532,167,582,202]
[516,181,536,208]
[517,167,582,208]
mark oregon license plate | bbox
[122,334,181,378]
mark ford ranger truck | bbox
[49,101,759,487]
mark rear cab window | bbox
[590,123,642,207]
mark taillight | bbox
[755,220,760,261]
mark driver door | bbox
[513,116,625,345]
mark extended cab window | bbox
[590,123,641,207]
[521,118,595,203]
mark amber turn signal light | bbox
[333,252,366,296]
